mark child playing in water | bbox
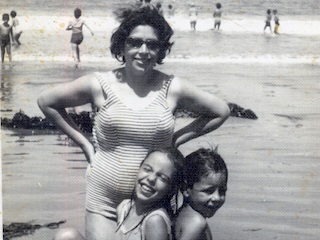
[116,148,184,240]
[66,8,94,68]
[174,148,228,240]
[0,13,13,66]
[263,9,272,33]
[168,4,175,18]
[273,9,280,34]
[189,3,198,31]
[213,3,222,30]
[10,10,23,46]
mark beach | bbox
[1,0,320,239]
[2,61,320,239]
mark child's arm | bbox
[9,26,13,42]
[84,22,94,36]
[66,21,73,31]
[144,215,170,240]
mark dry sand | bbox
[1,58,320,240]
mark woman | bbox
[38,6,230,240]
[66,8,94,68]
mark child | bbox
[174,148,228,240]
[213,3,222,30]
[156,2,164,16]
[273,9,280,34]
[116,148,184,240]
[263,9,272,33]
[10,10,23,46]
[189,3,198,31]
[53,148,184,240]
[168,4,175,18]
[66,8,94,68]
[0,13,13,65]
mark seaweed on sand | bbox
[3,220,66,239]
[1,103,257,133]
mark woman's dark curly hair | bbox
[110,6,174,64]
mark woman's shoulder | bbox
[93,70,120,81]
[167,74,195,95]
[153,70,172,80]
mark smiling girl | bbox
[116,148,184,240]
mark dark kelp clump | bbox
[3,220,66,239]
[1,103,257,132]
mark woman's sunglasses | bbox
[126,37,162,51]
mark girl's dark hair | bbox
[216,3,222,9]
[74,8,81,19]
[184,148,228,189]
[111,6,174,64]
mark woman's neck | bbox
[122,68,157,97]
[124,68,154,85]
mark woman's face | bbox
[124,25,161,75]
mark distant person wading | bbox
[66,8,94,68]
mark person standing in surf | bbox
[66,8,94,68]
[273,9,280,34]
[213,3,222,30]
[263,9,272,33]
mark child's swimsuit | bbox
[69,19,84,44]
[1,35,10,47]
[265,14,272,26]
[71,32,83,44]
[116,199,172,240]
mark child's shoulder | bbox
[145,208,170,224]
[143,208,172,238]
[176,205,207,229]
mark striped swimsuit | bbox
[86,72,175,219]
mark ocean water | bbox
[1,0,320,16]
[0,0,320,65]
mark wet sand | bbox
[2,59,320,239]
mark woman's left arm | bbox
[170,78,230,147]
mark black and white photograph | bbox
[1,0,319,239]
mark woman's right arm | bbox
[37,74,99,164]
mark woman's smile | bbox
[124,25,159,75]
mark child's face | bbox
[187,172,227,218]
[135,151,175,205]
